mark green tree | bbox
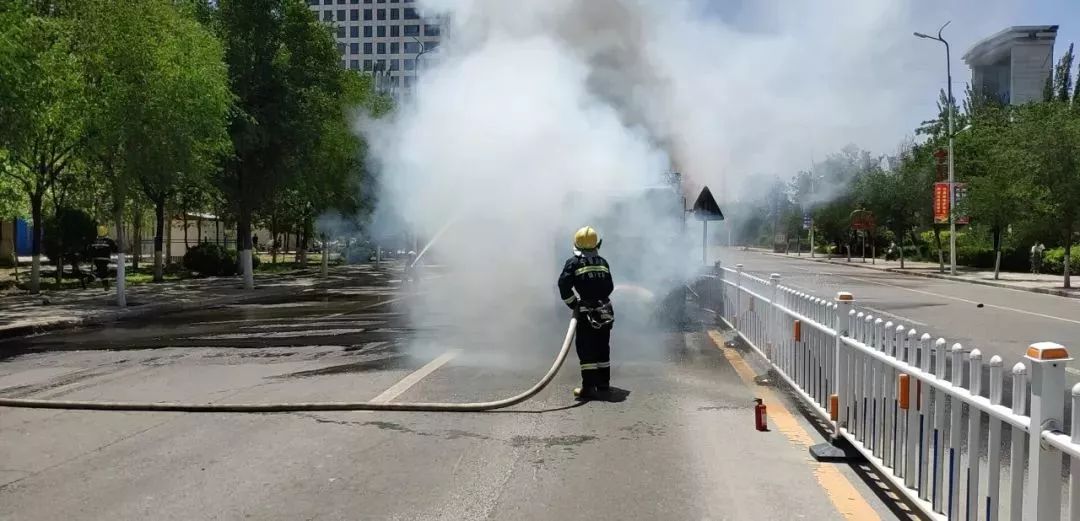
[856,147,927,268]
[1026,46,1080,288]
[213,0,347,289]
[0,4,87,293]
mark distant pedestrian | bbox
[1031,242,1046,274]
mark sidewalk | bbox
[0,264,392,340]
[755,248,1080,299]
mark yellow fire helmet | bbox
[573,226,600,251]
[97,225,109,237]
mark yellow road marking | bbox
[706,330,881,521]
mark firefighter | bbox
[88,226,117,291]
[558,226,615,401]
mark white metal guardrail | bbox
[692,263,1078,521]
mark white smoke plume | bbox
[358,0,1022,361]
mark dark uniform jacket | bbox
[558,251,615,328]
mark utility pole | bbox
[915,22,957,275]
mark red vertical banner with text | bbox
[933,182,949,224]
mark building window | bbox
[391,0,400,3]
[425,41,439,51]
[404,58,415,71]
[404,41,420,54]
[350,42,360,54]
[324,0,332,4]
[309,0,319,5]
[390,42,399,54]
[404,24,419,36]
[363,42,373,54]
[350,59,360,70]
[376,42,386,54]
[391,76,399,87]
[377,9,386,20]
[390,8,399,20]
[336,25,346,38]
[424,24,439,37]
[363,59,372,71]
[351,26,360,37]
[390,59,399,71]
[390,25,400,37]
[403,76,412,88]
[350,9,359,20]
[376,59,386,71]
[337,43,346,54]
[364,0,372,3]
[351,0,359,3]
[376,25,386,37]
[377,0,385,3]
[403,7,419,19]
[363,9,372,20]
[338,0,346,4]
[323,10,333,21]
[336,9,346,21]
[363,25,372,37]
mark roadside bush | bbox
[183,243,229,276]
[1043,247,1080,275]
[43,208,97,268]
[184,244,262,276]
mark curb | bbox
[754,250,1079,300]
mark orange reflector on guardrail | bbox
[898,375,910,410]
[794,320,802,342]
[1026,343,1070,360]
[829,394,838,421]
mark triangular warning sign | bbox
[692,186,724,221]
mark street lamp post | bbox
[915,21,957,275]
[412,36,426,95]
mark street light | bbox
[412,36,426,95]
[915,21,957,275]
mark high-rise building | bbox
[307,0,444,93]
[963,26,1058,105]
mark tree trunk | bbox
[298,224,309,265]
[132,210,141,272]
[898,227,906,270]
[153,198,165,283]
[113,204,127,307]
[270,216,278,264]
[238,209,254,290]
[183,212,190,248]
[933,225,944,274]
[992,226,1002,280]
[29,193,42,294]
[1065,238,1073,290]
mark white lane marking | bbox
[369,349,460,403]
[860,306,929,327]
[756,273,930,328]
[833,273,1080,326]
[323,296,406,319]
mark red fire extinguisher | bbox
[754,398,768,432]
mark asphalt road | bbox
[0,268,909,520]
[716,248,1080,385]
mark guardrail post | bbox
[809,291,854,462]
[735,264,744,331]
[1009,363,1027,521]
[1069,383,1080,521]
[769,273,781,361]
[1026,342,1070,521]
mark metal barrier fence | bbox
[694,263,1077,521]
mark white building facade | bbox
[307,0,443,92]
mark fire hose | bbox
[0,319,577,413]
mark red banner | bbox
[934,182,949,224]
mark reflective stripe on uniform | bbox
[563,295,577,304]
[580,363,599,370]
[595,362,610,368]
[574,265,609,276]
